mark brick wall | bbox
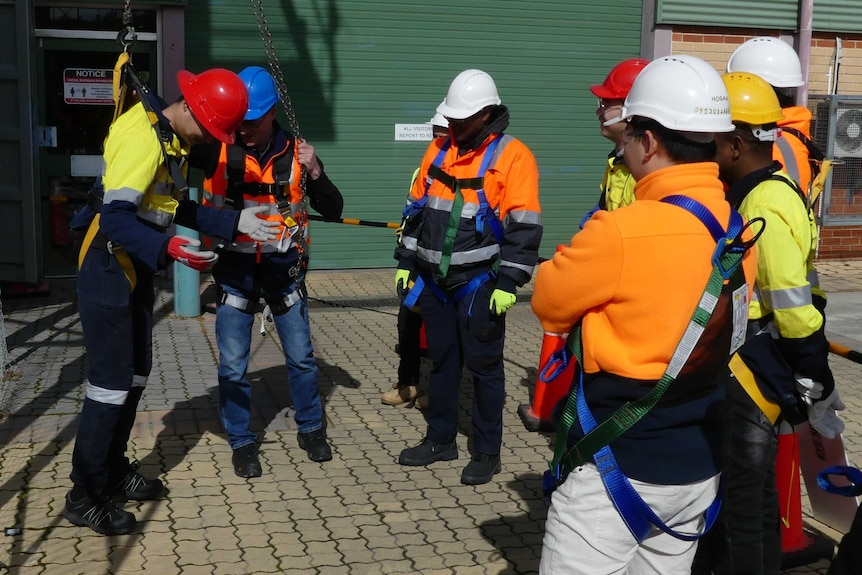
[670,26,862,260]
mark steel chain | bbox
[248,0,309,275]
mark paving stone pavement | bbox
[1,260,861,574]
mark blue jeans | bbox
[216,284,323,449]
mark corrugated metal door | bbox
[185,0,642,268]
[0,0,39,282]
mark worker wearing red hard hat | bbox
[580,58,649,226]
[65,68,280,536]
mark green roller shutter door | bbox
[657,0,862,32]
[185,0,642,268]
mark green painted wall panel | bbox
[657,0,862,33]
[185,0,642,269]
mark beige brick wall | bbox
[669,27,862,96]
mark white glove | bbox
[238,206,280,242]
[795,375,824,402]
[806,389,846,439]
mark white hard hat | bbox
[427,103,449,129]
[727,37,804,88]
[616,54,734,137]
[436,69,501,120]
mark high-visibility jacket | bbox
[396,133,542,292]
[202,132,303,255]
[728,165,832,390]
[775,106,813,196]
[99,101,238,272]
[600,152,636,211]
[532,161,757,483]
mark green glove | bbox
[489,288,516,315]
[395,269,411,297]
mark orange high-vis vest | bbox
[202,141,305,255]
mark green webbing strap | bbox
[549,246,743,476]
[439,181,464,278]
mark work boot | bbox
[381,383,419,406]
[110,460,164,501]
[461,453,501,485]
[414,395,428,410]
[399,437,458,466]
[232,443,262,478]
[297,429,333,462]
[63,487,136,536]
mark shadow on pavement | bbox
[480,472,547,574]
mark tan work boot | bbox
[381,384,419,406]
[415,395,428,410]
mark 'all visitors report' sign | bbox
[394,123,432,142]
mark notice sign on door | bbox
[63,68,113,105]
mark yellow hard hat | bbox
[721,72,784,125]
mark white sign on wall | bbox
[63,68,113,105]
[394,123,432,142]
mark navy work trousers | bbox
[72,248,153,493]
[417,280,506,456]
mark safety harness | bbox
[224,141,294,209]
[402,135,504,309]
[543,196,761,543]
[218,140,307,327]
[74,38,189,292]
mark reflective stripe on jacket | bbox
[397,133,542,290]
[202,135,303,255]
[775,106,813,196]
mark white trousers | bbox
[539,463,720,575]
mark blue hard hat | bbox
[238,66,279,121]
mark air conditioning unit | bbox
[834,104,862,158]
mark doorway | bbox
[34,7,158,277]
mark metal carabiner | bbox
[117,26,137,54]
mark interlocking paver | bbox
[2,265,862,573]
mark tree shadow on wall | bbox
[270,0,340,142]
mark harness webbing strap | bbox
[438,181,463,279]
[545,196,748,542]
[78,213,137,291]
[775,137,800,188]
[436,136,504,279]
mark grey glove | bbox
[795,375,824,402]
[238,206,280,242]
[806,389,846,439]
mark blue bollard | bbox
[173,187,202,317]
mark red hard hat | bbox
[177,68,248,144]
[590,58,650,100]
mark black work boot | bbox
[398,437,458,466]
[63,487,136,536]
[297,429,333,462]
[232,443,263,478]
[110,460,164,501]
[460,453,501,485]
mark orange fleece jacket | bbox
[532,162,757,380]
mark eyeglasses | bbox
[597,99,623,113]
